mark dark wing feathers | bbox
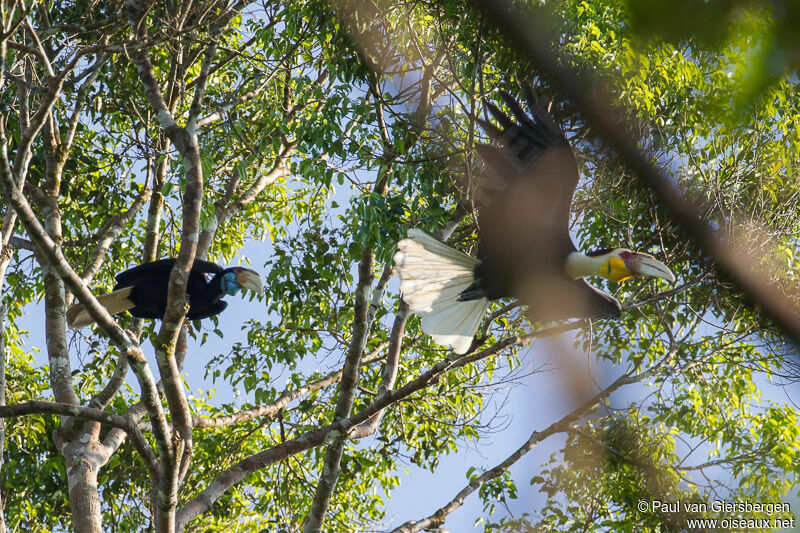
[498,91,538,132]
[495,89,567,154]
[187,300,228,320]
[473,86,582,302]
[114,258,176,287]
[521,85,562,140]
[572,279,623,319]
[475,117,504,142]
[477,86,580,231]
[192,259,225,274]
[115,258,223,288]
[189,259,225,274]
[484,101,518,132]
[522,278,622,324]
[475,143,522,189]
[482,90,573,171]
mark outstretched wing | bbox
[475,86,579,238]
[473,87,581,301]
[114,258,223,288]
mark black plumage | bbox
[462,88,622,321]
[114,258,230,320]
[67,258,263,329]
[393,87,674,353]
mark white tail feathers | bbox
[393,230,489,354]
[66,286,135,329]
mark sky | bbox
[15,282,582,531]
[12,174,800,532]
[8,6,800,529]
[11,200,580,532]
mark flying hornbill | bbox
[393,88,675,354]
[67,258,263,329]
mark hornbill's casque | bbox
[393,88,675,354]
[67,258,263,329]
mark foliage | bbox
[0,0,799,531]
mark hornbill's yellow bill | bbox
[595,250,675,283]
[393,86,676,354]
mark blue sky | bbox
[15,166,800,530]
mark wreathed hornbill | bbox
[67,258,263,329]
[393,88,675,354]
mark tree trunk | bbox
[60,440,110,533]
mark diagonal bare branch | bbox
[472,0,800,345]
[193,345,388,429]
[176,320,586,530]
[389,368,651,533]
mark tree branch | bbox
[23,17,54,77]
[177,322,577,529]
[196,143,293,258]
[390,368,650,533]
[472,0,800,344]
[80,187,152,282]
[0,304,6,533]
[0,399,157,472]
[302,244,375,532]
[0,110,171,510]
[353,205,467,438]
[196,75,272,127]
[193,346,388,429]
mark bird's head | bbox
[592,249,675,283]
[220,267,264,296]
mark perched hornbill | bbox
[393,88,675,353]
[67,258,263,329]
